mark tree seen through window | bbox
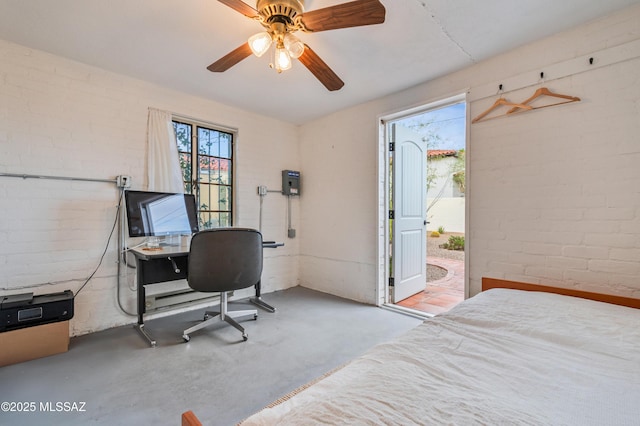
[173,120,233,229]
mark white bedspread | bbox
[240,289,640,425]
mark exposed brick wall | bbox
[2,4,639,339]
[0,40,300,336]
[300,4,640,302]
[469,57,640,297]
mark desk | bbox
[130,245,190,347]
[251,241,283,312]
[130,241,283,347]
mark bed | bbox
[183,278,640,425]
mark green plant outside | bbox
[440,235,465,251]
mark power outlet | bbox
[116,175,132,188]
[288,229,296,238]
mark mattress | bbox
[239,288,640,425]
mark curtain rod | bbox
[0,172,117,184]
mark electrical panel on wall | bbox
[282,170,301,196]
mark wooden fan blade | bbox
[298,44,344,91]
[299,0,385,32]
[217,0,259,18]
[207,43,253,72]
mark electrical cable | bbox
[115,187,137,316]
[0,190,124,293]
[74,188,122,296]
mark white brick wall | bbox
[3,4,639,338]
[299,106,380,304]
[0,40,300,336]
[469,55,640,297]
[299,3,640,302]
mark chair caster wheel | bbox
[242,333,248,341]
[204,314,210,320]
[183,334,190,342]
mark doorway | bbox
[379,95,467,316]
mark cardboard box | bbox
[0,321,69,367]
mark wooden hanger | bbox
[472,97,532,124]
[507,87,580,114]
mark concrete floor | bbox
[0,287,421,426]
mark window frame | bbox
[172,117,235,229]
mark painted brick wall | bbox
[299,3,640,302]
[0,40,300,336]
[470,56,640,295]
[299,108,381,303]
[464,4,640,296]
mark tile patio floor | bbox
[396,257,465,315]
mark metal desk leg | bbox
[136,258,157,347]
[250,280,276,313]
[135,323,157,347]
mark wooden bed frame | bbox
[182,410,201,426]
[482,277,640,309]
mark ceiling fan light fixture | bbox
[283,33,304,59]
[248,31,273,57]
[212,0,386,90]
[274,46,292,72]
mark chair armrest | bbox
[263,241,284,248]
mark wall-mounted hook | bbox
[589,57,594,65]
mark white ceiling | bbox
[0,0,638,124]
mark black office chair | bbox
[182,228,262,342]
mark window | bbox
[173,119,233,229]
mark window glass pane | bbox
[199,157,214,183]
[199,184,212,212]
[174,118,232,228]
[173,122,193,193]
[199,211,215,230]
[220,212,231,227]
[219,159,231,184]
[219,133,232,159]
[174,122,192,153]
[211,213,222,229]
[210,159,222,184]
[205,184,218,211]
[198,127,220,157]
[178,152,191,192]
[218,186,230,211]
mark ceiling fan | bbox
[208,0,386,91]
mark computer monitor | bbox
[124,190,199,238]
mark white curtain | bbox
[146,108,184,193]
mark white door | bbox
[392,123,427,303]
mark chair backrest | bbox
[187,228,263,293]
